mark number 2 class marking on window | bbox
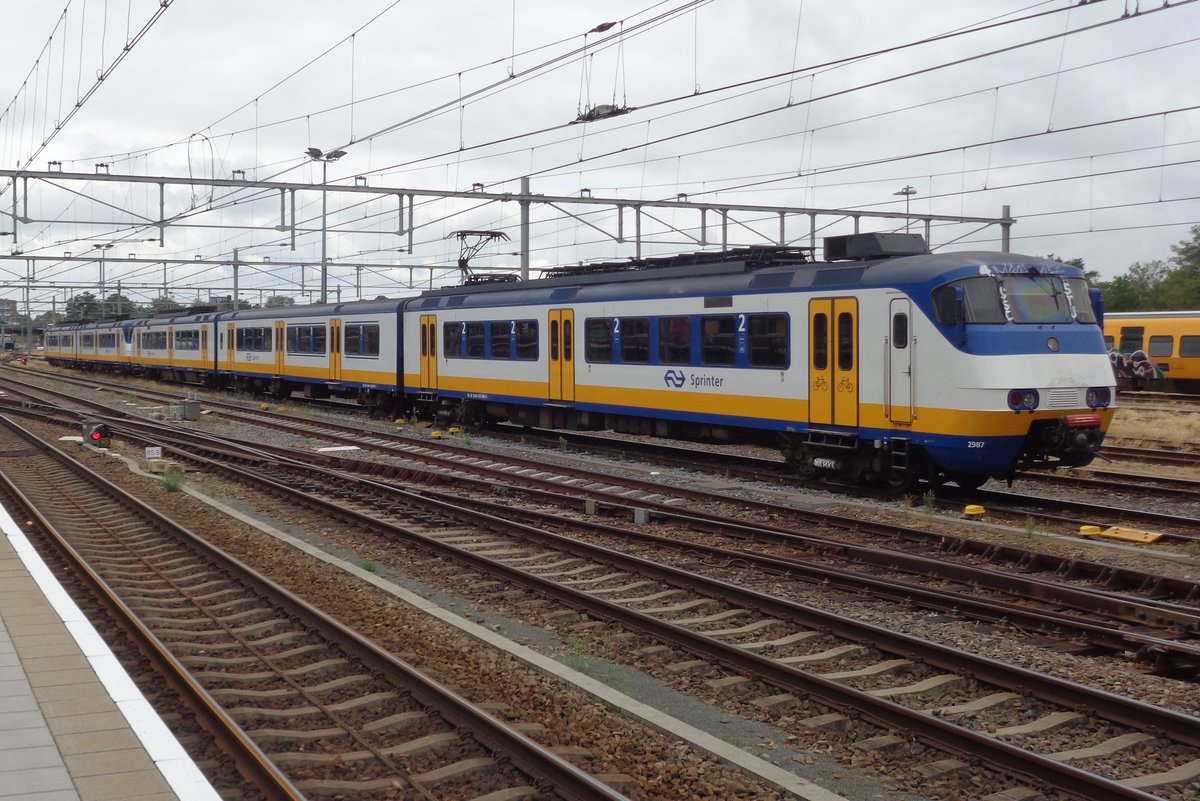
[737,313,746,332]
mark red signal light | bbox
[84,423,111,444]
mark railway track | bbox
[0,413,628,801]
[50,409,1200,800]
[5,371,1200,650]
[44,406,1198,677]
[1098,444,1200,470]
[7,370,1200,797]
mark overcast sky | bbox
[2,0,1199,310]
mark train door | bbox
[548,309,575,402]
[329,319,342,381]
[887,298,913,424]
[274,321,285,375]
[122,325,134,366]
[225,323,235,370]
[419,314,438,390]
[808,298,858,427]
[200,327,208,366]
[167,327,174,363]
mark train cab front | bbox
[1009,382,1114,469]
[1021,411,1107,468]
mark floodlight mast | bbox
[305,148,348,304]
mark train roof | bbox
[408,247,1080,310]
[1103,310,1200,319]
[216,297,407,321]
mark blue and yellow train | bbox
[45,233,1116,489]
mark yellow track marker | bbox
[1079,526,1162,543]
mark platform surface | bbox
[0,503,219,801]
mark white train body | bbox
[46,236,1115,487]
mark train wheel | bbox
[881,466,919,493]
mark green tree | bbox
[1169,224,1200,272]
[1163,224,1200,308]
[264,295,295,308]
[33,310,64,327]
[1160,268,1200,310]
[1043,254,1102,286]
[64,292,100,320]
[145,295,184,315]
[100,293,140,318]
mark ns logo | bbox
[663,369,686,388]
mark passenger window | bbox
[1119,327,1144,353]
[747,314,788,368]
[619,317,650,364]
[563,319,572,361]
[490,321,511,359]
[1148,336,1173,357]
[700,316,736,366]
[441,323,459,358]
[837,312,854,370]
[466,322,485,358]
[892,313,908,349]
[584,318,612,363]
[550,320,560,361]
[812,313,828,370]
[515,320,538,360]
[658,317,690,365]
[1180,336,1200,358]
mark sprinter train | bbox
[44,233,1116,489]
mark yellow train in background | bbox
[1103,311,1200,392]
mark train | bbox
[44,233,1116,490]
[1102,311,1200,392]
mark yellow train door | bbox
[549,309,575,402]
[225,323,235,370]
[832,298,859,427]
[329,319,342,381]
[420,314,438,390]
[274,321,285,375]
[809,298,858,427]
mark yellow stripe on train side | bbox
[339,367,401,385]
[406,373,1115,436]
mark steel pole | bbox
[320,160,328,304]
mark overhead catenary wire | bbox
[6,0,1199,305]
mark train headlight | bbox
[1086,386,1112,409]
[1007,389,1039,412]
